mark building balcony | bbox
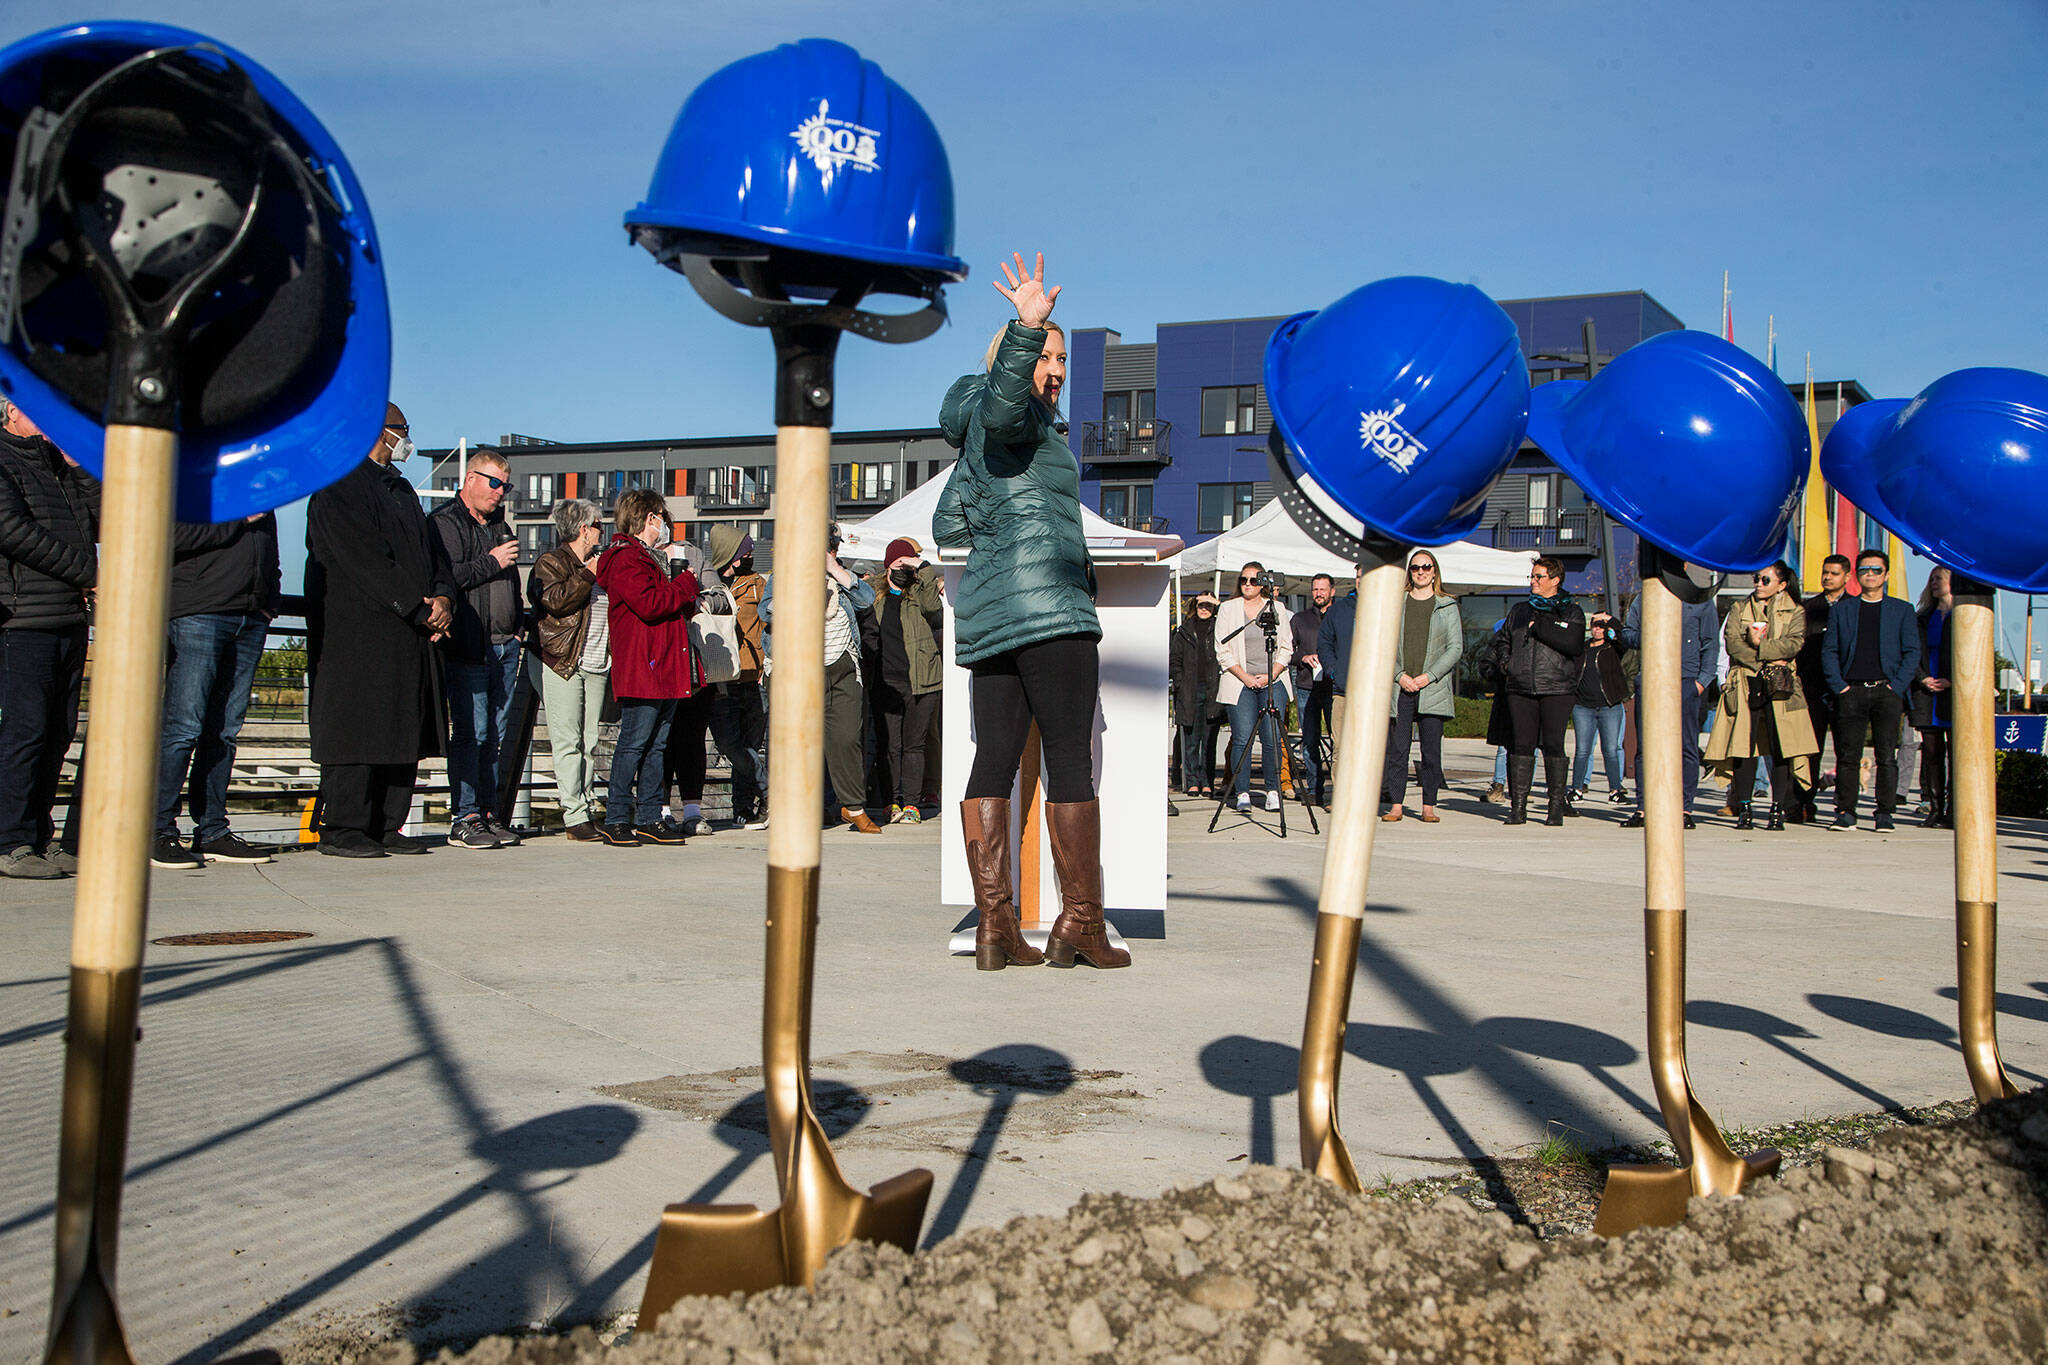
[1080,418,1172,466]
[698,491,771,513]
[1489,509,1597,552]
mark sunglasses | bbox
[472,472,511,491]
[1857,565,1887,575]
[1410,563,1437,574]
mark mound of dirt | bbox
[380,1091,2048,1364]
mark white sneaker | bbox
[1236,793,1251,812]
[1264,791,1282,812]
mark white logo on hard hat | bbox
[1360,402,1426,474]
[791,100,880,183]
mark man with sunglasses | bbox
[1820,549,1920,831]
[430,447,527,849]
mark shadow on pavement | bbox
[923,1044,1076,1247]
[1198,1035,1298,1166]
[1687,999,1910,1114]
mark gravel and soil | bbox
[336,1089,2048,1365]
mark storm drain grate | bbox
[152,931,313,946]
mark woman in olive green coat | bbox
[1704,559,1817,829]
[934,252,1123,971]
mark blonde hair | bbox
[983,318,1066,374]
[466,446,509,477]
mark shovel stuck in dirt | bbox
[1948,582,2019,1104]
[636,417,931,1319]
[1297,552,1409,1190]
[1592,574,1779,1237]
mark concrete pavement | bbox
[2,767,2044,1362]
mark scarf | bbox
[1527,589,1573,613]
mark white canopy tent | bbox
[1167,496,1536,593]
[837,464,1174,561]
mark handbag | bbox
[690,586,743,685]
[1760,661,1797,701]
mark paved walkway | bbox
[2,767,2043,1362]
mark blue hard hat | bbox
[1263,276,1529,549]
[0,21,389,522]
[1524,330,1807,573]
[1821,368,2048,593]
[625,39,965,287]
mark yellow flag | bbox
[1799,359,1827,592]
[1888,530,1908,598]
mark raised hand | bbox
[992,251,1061,329]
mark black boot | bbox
[1506,755,1534,826]
[1733,805,1755,830]
[1544,757,1574,825]
[1763,804,1784,831]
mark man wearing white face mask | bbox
[306,402,458,856]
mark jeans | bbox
[1226,684,1286,798]
[1177,706,1225,791]
[0,625,87,854]
[1833,681,1904,818]
[446,639,521,821]
[1298,679,1333,801]
[610,698,676,827]
[156,612,268,843]
[1571,703,1626,791]
[535,658,606,827]
[709,680,768,819]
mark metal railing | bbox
[1496,509,1594,550]
[1080,417,1172,465]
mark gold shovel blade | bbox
[1593,1150,1780,1238]
[637,1168,932,1325]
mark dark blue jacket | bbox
[1822,594,1921,698]
[1316,592,1357,697]
[1617,594,1719,684]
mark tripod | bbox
[1208,602,1320,837]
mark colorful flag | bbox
[1722,270,1733,344]
[1799,355,1827,592]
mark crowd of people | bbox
[1173,545,1963,834]
[0,395,953,877]
[0,378,1985,887]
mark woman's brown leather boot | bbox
[1043,799,1131,968]
[961,798,1042,970]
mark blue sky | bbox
[7,1,2047,654]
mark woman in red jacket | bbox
[593,488,698,846]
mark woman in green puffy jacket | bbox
[934,252,1124,972]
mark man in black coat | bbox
[0,400,98,879]
[428,445,524,850]
[306,403,456,856]
[149,511,283,871]
[1291,573,1336,806]
[1793,553,1852,820]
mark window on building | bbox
[1100,482,1154,530]
[1198,482,1255,533]
[524,473,555,511]
[516,522,550,563]
[1526,473,1553,527]
[1135,389,1156,425]
[1200,385,1259,436]
[1104,393,1131,427]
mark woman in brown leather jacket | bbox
[528,498,609,839]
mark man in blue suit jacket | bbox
[1820,549,1921,831]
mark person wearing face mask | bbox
[528,497,610,841]
[864,536,945,823]
[935,250,1123,970]
[593,489,699,847]
[1704,560,1816,830]
[305,402,458,857]
[0,398,99,879]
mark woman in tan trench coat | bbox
[1705,559,1818,830]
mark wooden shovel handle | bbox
[1315,555,1408,921]
[71,425,176,974]
[766,425,831,872]
[1950,592,1996,903]
[1638,576,1684,910]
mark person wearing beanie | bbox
[864,537,944,824]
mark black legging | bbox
[665,690,714,802]
[1505,692,1572,761]
[1919,727,1949,810]
[1731,696,1792,813]
[965,634,1099,802]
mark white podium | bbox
[938,536,1181,955]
